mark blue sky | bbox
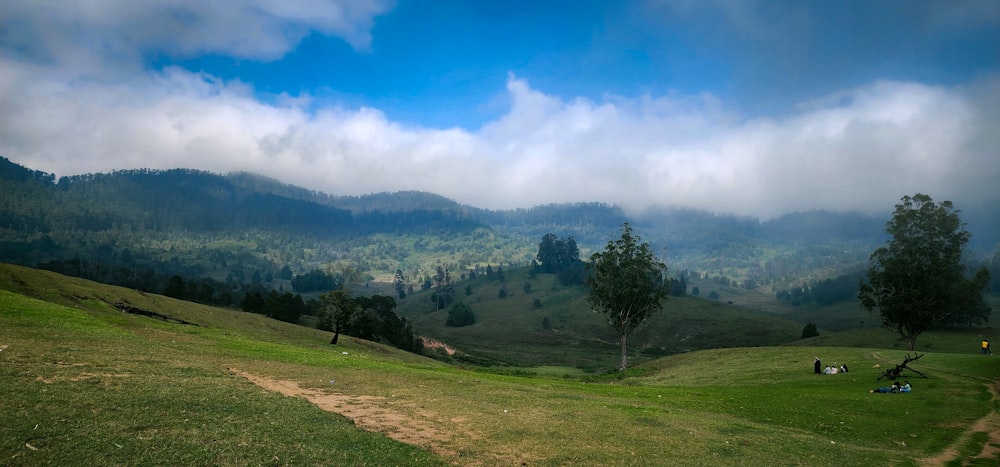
[1,0,999,218]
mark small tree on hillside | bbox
[858,194,991,350]
[317,290,358,345]
[393,269,406,299]
[585,223,668,370]
[433,266,454,310]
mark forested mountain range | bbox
[2,156,998,301]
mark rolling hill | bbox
[8,155,997,299]
[2,263,999,465]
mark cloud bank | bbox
[1,0,998,219]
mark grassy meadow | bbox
[2,264,999,466]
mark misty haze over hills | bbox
[3,157,998,278]
[4,155,1000,350]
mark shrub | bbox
[445,302,476,327]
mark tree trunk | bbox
[331,332,339,345]
[620,331,629,370]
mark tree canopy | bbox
[317,290,359,345]
[446,302,476,327]
[858,194,991,350]
[533,233,586,285]
[585,223,668,370]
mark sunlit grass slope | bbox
[2,264,998,465]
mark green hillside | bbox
[393,267,807,371]
[9,156,997,304]
[4,264,997,465]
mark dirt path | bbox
[919,380,1000,466]
[229,368,461,458]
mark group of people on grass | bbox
[871,380,912,394]
[813,357,848,375]
[813,356,913,394]
[812,337,996,392]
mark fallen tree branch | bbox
[877,353,926,381]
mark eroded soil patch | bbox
[919,381,1000,465]
[229,369,458,457]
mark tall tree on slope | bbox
[586,223,668,370]
[858,194,991,350]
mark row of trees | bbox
[532,234,586,285]
[316,291,423,353]
[776,271,865,306]
[241,289,309,324]
[565,194,992,369]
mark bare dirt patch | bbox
[919,380,1000,466]
[229,368,459,458]
[421,337,456,356]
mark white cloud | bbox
[1,1,997,219]
[0,0,391,73]
[2,59,997,219]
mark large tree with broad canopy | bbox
[858,194,991,350]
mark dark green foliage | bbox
[941,287,992,327]
[163,275,186,299]
[317,292,421,352]
[291,269,337,293]
[317,291,358,345]
[533,298,543,309]
[433,266,454,310]
[990,252,1000,291]
[859,194,992,350]
[263,291,307,324]
[535,234,559,273]
[776,270,865,306]
[241,292,265,314]
[354,295,423,353]
[522,281,532,294]
[446,302,476,327]
[708,290,720,300]
[585,223,668,370]
[692,286,700,296]
[670,276,687,297]
[534,233,585,285]
[393,269,406,299]
[801,323,819,338]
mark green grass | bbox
[396,268,805,371]
[0,289,446,466]
[2,264,998,465]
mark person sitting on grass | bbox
[870,381,901,394]
[899,381,912,393]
